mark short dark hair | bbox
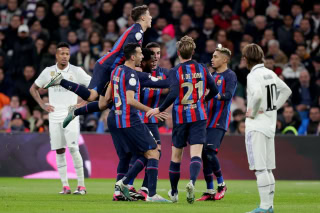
[142,48,154,62]
[124,43,141,60]
[265,55,274,60]
[131,5,148,22]
[146,42,160,49]
[232,109,244,117]
[57,42,70,49]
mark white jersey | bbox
[245,64,292,137]
[35,63,91,123]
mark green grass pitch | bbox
[0,178,319,213]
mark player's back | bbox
[97,24,143,70]
[110,65,142,128]
[172,60,208,124]
[246,64,283,137]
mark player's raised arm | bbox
[137,71,170,88]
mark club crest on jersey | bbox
[69,76,73,81]
[217,80,222,86]
[135,32,142,40]
[157,76,163,80]
[50,71,55,76]
[129,78,137,86]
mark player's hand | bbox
[147,108,160,118]
[245,109,253,118]
[40,103,54,112]
[154,111,169,121]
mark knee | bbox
[87,90,98,101]
[171,151,182,163]
[69,147,79,154]
[56,148,66,154]
[145,149,159,160]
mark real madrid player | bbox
[242,44,291,213]
[44,5,153,127]
[30,42,91,195]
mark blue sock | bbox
[169,161,180,194]
[128,156,137,186]
[211,153,224,184]
[60,79,91,100]
[202,153,214,190]
[190,156,202,186]
[74,101,100,116]
[141,168,148,188]
[117,155,131,181]
[147,158,159,197]
[123,156,147,185]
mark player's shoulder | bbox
[224,68,237,79]
[40,65,55,76]
[131,23,143,40]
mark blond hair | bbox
[215,47,232,58]
[176,35,196,59]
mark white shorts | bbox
[245,131,275,170]
[49,120,80,150]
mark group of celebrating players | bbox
[29,4,292,213]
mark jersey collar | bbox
[55,63,70,73]
[251,64,264,73]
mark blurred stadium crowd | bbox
[0,0,319,135]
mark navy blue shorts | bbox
[145,123,160,145]
[88,62,111,96]
[172,120,207,148]
[121,123,158,153]
[107,110,131,157]
[205,128,226,153]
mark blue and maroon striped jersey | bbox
[207,69,237,130]
[140,66,169,123]
[110,65,142,128]
[97,23,143,70]
[168,60,214,124]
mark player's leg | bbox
[118,123,170,202]
[139,123,161,198]
[168,123,188,202]
[267,136,276,211]
[50,122,70,194]
[186,120,206,204]
[245,131,272,212]
[204,128,227,200]
[196,148,215,201]
[107,112,132,201]
[64,121,86,195]
[45,63,101,101]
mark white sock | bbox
[140,187,148,192]
[207,189,215,194]
[255,170,271,209]
[268,170,275,208]
[56,153,69,187]
[69,147,85,187]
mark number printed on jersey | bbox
[265,83,277,111]
[181,81,204,105]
